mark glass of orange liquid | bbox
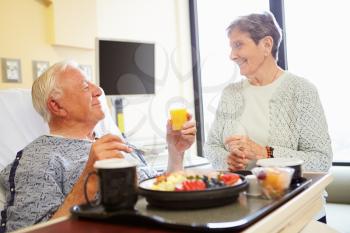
[170,108,187,131]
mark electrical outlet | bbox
[1,58,21,83]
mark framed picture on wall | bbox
[1,58,22,83]
[32,60,49,80]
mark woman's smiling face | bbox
[228,28,267,77]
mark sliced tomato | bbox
[194,180,206,190]
[182,180,206,191]
[220,173,240,185]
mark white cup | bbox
[246,174,261,196]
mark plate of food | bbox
[138,170,248,209]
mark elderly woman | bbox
[204,12,332,222]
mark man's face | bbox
[55,66,104,126]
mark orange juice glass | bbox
[170,108,187,130]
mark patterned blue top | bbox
[0,135,157,232]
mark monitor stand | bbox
[114,98,125,134]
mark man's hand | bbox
[51,134,132,219]
[166,113,196,172]
[85,134,133,177]
[89,134,132,161]
[166,113,196,153]
[86,134,133,184]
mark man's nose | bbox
[91,84,102,97]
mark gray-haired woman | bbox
[204,11,332,223]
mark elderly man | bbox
[0,61,196,232]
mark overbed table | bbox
[13,173,332,233]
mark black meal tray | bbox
[71,176,312,232]
[138,173,249,209]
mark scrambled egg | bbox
[151,173,187,191]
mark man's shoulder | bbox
[21,135,91,167]
[22,135,63,159]
[26,135,92,151]
[0,136,46,176]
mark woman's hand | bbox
[227,149,249,171]
[225,135,267,169]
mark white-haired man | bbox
[0,61,196,232]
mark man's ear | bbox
[47,98,67,117]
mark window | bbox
[195,0,269,141]
[284,0,350,162]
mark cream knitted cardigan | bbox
[204,72,333,172]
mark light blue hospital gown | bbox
[0,135,157,232]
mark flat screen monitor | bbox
[97,39,155,95]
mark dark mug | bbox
[84,158,138,211]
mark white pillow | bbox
[0,88,120,209]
